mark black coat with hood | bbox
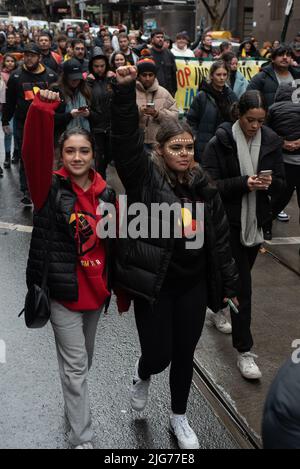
[87,49,112,134]
[111,81,239,312]
[262,358,300,449]
[187,82,238,162]
[247,64,300,107]
[268,82,300,149]
[201,122,285,228]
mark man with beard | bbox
[2,43,57,206]
[38,31,62,74]
[247,45,300,107]
[72,39,89,73]
[87,48,113,178]
[150,29,177,97]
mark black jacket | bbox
[150,47,177,97]
[262,358,300,449]
[247,64,300,107]
[26,174,115,302]
[201,122,285,228]
[111,82,239,312]
[187,84,238,162]
[1,65,57,127]
[87,76,112,134]
[268,82,300,146]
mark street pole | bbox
[281,0,294,43]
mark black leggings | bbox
[134,280,207,415]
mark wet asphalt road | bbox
[0,152,238,449]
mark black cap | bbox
[62,59,84,80]
[151,29,165,39]
[39,29,53,41]
[24,43,41,55]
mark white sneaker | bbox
[237,352,262,380]
[130,359,151,412]
[75,442,94,449]
[206,308,232,334]
[277,211,290,222]
[169,414,199,450]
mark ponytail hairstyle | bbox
[231,90,268,122]
[58,127,95,160]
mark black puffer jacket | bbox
[87,52,112,134]
[187,82,237,162]
[262,358,300,449]
[268,82,300,145]
[247,64,300,107]
[111,82,239,312]
[26,174,115,302]
[201,122,285,228]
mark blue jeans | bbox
[0,113,18,153]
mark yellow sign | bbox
[175,58,265,112]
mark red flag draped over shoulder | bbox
[22,94,60,211]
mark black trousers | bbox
[134,280,207,415]
[229,228,260,353]
[274,163,300,216]
[15,125,27,193]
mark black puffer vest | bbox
[26,174,115,302]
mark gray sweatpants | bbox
[50,300,101,447]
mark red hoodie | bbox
[22,95,110,312]
[55,167,110,311]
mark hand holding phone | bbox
[258,170,273,178]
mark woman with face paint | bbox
[111,66,239,450]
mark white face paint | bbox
[161,132,195,173]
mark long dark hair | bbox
[2,53,18,71]
[58,127,95,158]
[56,73,91,103]
[156,120,193,147]
[231,90,268,121]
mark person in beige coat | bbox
[136,51,179,153]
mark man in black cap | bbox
[150,29,177,97]
[38,30,62,74]
[2,43,58,206]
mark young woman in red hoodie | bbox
[22,89,115,449]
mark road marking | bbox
[0,221,32,233]
[265,237,300,245]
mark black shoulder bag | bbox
[19,197,57,329]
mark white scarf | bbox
[232,121,264,247]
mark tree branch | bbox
[220,0,231,24]
[201,0,216,20]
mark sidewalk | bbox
[194,196,300,446]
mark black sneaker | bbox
[264,230,272,241]
[21,193,32,207]
[11,150,20,164]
